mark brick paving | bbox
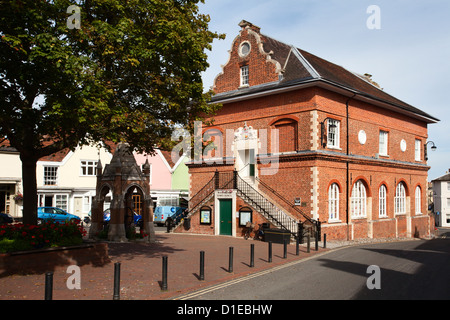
[0,232,329,300]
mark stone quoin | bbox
[177,20,439,241]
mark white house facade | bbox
[432,173,450,227]
[36,144,113,219]
[0,143,22,218]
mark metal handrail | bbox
[180,170,318,239]
[236,175,299,238]
[255,176,315,225]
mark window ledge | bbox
[351,216,367,220]
[327,146,342,151]
[327,219,342,224]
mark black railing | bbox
[187,175,215,214]
[236,175,299,238]
[255,177,314,225]
[182,170,320,240]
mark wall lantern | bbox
[425,141,437,161]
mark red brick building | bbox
[180,21,439,241]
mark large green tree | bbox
[0,0,223,225]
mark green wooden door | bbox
[219,199,232,236]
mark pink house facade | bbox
[134,150,188,208]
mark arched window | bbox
[379,185,387,217]
[328,183,340,221]
[351,180,367,218]
[415,186,422,215]
[272,118,298,152]
[203,128,223,159]
[395,182,406,214]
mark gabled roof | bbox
[0,139,116,162]
[432,173,450,182]
[211,23,439,124]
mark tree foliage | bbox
[0,0,224,224]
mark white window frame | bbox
[379,130,388,156]
[240,65,249,87]
[415,139,421,161]
[80,160,98,176]
[379,184,387,218]
[55,194,68,211]
[83,196,92,213]
[415,186,422,215]
[327,119,340,149]
[351,180,367,218]
[44,166,58,186]
[395,183,406,215]
[328,183,340,221]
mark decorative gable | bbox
[212,20,284,93]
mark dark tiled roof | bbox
[432,173,450,182]
[212,30,439,123]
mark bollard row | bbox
[43,234,326,299]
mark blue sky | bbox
[198,0,450,181]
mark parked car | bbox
[37,207,81,224]
[103,208,143,228]
[153,206,186,226]
[0,212,13,224]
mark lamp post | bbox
[425,141,437,161]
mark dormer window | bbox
[240,65,249,87]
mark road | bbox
[181,238,450,300]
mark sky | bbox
[198,0,450,181]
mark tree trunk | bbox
[20,155,38,225]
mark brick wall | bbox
[186,23,433,241]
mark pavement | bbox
[0,232,331,300]
[1,228,444,301]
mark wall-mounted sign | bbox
[200,206,212,225]
[239,207,252,226]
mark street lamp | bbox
[320,118,338,148]
[425,141,437,161]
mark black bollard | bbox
[324,234,327,248]
[307,234,310,253]
[45,272,53,300]
[268,241,272,263]
[283,240,287,259]
[315,230,319,251]
[296,237,299,256]
[228,247,234,273]
[250,244,255,268]
[200,251,205,281]
[113,262,121,300]
[162,256,168,291]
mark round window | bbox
[358,130,367,145]
[240,42,251,57]
[400,139,407,152]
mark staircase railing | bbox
[178,170,320,240]
[255,177,315,225]
[183,171,235,219]
[236,175,299,238]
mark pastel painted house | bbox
[134,149,189,210]
[37,144,114,218]
[0,141,23,218]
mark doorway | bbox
[74,197,83,216]
[238,149,255,178]
[0,191,5,213]
[219,199,232,236]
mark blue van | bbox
[154,206,186,226]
